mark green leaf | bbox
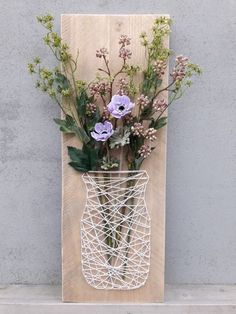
[100,156,119,170]
[130,134,144,154]
[54,115,90,144]
[68,146,87,162]
[67,145,99,172]
[142,70,162,97]
[74,127,90,144]
[149,116,167,130]
[68,162,88,172]
[134,156,144,170]
[76,89,89,117]
[55,72,70,91]
[140,105,153,120]
[54,114,76,134]
[109,126,130,149]
[67,146,90,172]
[82,145,99,170]
[65,114,74,125]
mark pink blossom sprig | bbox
[96,47,109,58]
[138,144,152,159]
[137,94,150,110]
[131,123,145,137]
[153,60,167,78]
[153,99,168,112]
[96,47,111,80]
[89,81,111,96]
[149,55,192,108]
[101,106,111,121]
[117,77,129,95]
[144,128,157,141]
[119,47,132,60]
[119,34,131,46]
[171,55,188,81]
[118,34,132,61]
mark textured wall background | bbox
[0,0,235,284]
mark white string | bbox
[80,170,151,290]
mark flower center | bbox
[101,131,108,134]
[118,104,125,111]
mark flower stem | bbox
[106,141,110,163]
[122,178,135,280]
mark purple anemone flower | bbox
[108,95,134,119]
[91,121,114,142]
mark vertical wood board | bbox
[61,14,169,303]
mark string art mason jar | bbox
[81,170,151,290]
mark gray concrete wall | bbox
[0,0,235,284]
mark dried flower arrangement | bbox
[28,15,201,173]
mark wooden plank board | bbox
[61,14,169,303]
[1,284,236,313]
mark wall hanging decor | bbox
[28,14,201,302]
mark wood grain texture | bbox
[61,14,169,303]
